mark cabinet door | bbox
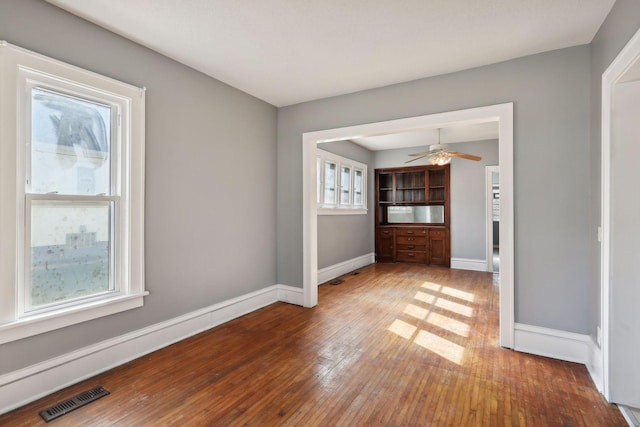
[429,228,449,266]
[376,228,395,263]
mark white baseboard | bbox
[317,253,375,284]
[0,284,304,415]
[619,405,640,427]
[276,284,304,306]
[514,323,591,364]
[586,336,604,392]
[451,257,488,272]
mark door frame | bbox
[600,26,640,401]
[302,102,515,348]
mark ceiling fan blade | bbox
[408,152,429,157]
[449,151,482,161]
[405,153,429,163]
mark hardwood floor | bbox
[0,264,626,426]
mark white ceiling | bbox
[351,122,499,151]
[46,0,615,108]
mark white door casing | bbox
[302,102,515,348]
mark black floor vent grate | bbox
[329,279,344,285]
[39,386,110,422]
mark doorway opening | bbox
[303,103,515,348]
[486,166,500,273]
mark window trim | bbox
[317,148,367,215]
[0,41,147,344]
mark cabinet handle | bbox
[406,230,414,234]
[408,245,415,249]
[407,237,414,241]
[408,253,414,257]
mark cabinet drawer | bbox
[396,228,427,237]
[377,228,394,236]
[396,243,426,251]
[429,228,447,238]
[396,236,426,245]
[396,251,427,263]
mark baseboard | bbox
[276,284,304,306]
[514,323,591,364]
[450,257,488,272]
[619,405,640,427]
[317,253,375,284]
[586,336,604,392]
[0,284,303,415]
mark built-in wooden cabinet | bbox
[375,165,450,267]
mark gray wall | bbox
[449,140,499,261]
[0,0,277,375]
[278,45,591,334]
[589,0,640,342]
[373,140,499,262]
[316,141,374,269]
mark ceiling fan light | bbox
[429,152,451,165]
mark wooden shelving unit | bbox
[374,164,450,266]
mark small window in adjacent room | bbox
[0,42,147,344]
[316,148,367,214]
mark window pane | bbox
[31,87,112,195]
[30,200,113,308]
[324,161,337,204]
[340,166,351,205]
[317,157,322,204]
[354,169,363,206]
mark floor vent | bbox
[39,386,110,422]
[351,271,360,275]
[329,279,344,285]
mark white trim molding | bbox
[514,323,592,364]
[587,338,604,393]
[0,284,304,415]
[450,258,488,272]
[317,253,375,284]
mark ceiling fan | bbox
[406,129,482,165]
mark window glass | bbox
[29,200,113,309]
[31,87,112,195]
[354,169,363,206]
[317,157,322,204]
[340,166,351,205]
[324,161,337,205]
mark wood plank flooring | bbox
[0,263,627,426]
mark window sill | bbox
[318,208,368,216]
[0,292,149,345]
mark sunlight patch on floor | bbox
[414,291,437,305]
[413,330,464,364]
[388,319,417,339]
[386,281,477,365]
[426,311,470,337]
[441,286,475,302]
[404,303,429,320]
[434,298,473,317]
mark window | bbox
[324,160,337,205]
[317,148,367,214]
[0,42,146,343]
[340,165,351,205]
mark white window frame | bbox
[317,148,367,215]
[0,41,147,344]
